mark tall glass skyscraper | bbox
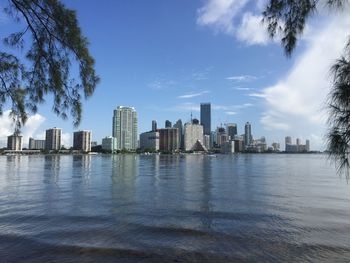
[244,122,252,147]
[200,103,211,136]
[112,106,138,150]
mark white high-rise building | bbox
[112,106,138,150]
[45,128,62,150]
[184,119,206,151]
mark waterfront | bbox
[0,154,350,262]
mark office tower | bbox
[7,134,22,151]
[173,119,183,150]
[140,131,159,151]
[244,122,252,147]
[285,136,292,151]
[184,119,206,151]
[272,142,280,151]
[45,128,62,150]
[112,106,138,150]
[152,120,157,131]
[226,123,237,140]
[102,136,117,152]
[216,127,228,147]
[200,103,211,136]
[296,138,301,145]
[158,128,179,152]
[306,140,310,152]
[29,138,45,150]
[73,131,92,152]
[165,120,172,128]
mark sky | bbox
[0,0,350,150]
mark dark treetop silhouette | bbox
[263,0,350,173]
[0,0,99,131]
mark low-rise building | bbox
[159,128,179,152]
[29,138,45,150]
[140,131,159,151]
[102,136,117,152]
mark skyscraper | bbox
[7,134,22,151]
[45,128,62,150]
[73,130,92,152]
[152,120,157,131]
[112,106,138,150]
[200,103,211,136]
[226,123,237,140]
[173,119,183,150]
[158,128,179,152]
[165,120,172,128]
[184,119,206,151]
[244,122,252,147]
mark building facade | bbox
[73,131,92,152]
[7,134,22,151]
[165,120,172,128]
[200,103,211,136]
[184,120,205,151]
[45,128,62,150]
[173,119,183,150]
[158,128,179,152]
[226,123,237,140]
[244,122,252,148]
[112,106,138,150]
[152,120,157,132]
[140,131,159,151]
[102,136,117,152]
[29,138,45,150]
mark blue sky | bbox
[1,0,350,150]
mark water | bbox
[0,154,350,262]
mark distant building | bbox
[102,136,117,152]
[112,106,138,150]
[91,141,98,148]
[7,134,22,151]
[244,122,252,148]
[152,120,157,132]
[272,142,280,152]
[165,120,172,128]
[247,137,267,152]
[173,119,183,150]
[285,136,310,152]
[45,128,62,150]
[184,119,206,151]
[221,141,235,154]
[216,127,228,147]
[226,123,237,140]
[73,131,92,152]
[140,131,159,151]
[204,134,210,150]
[159,128,179,152]
[29,138,45,150]
[233,135,244,152]
[200,103,211,136]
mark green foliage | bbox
[262,0,347,56]
[1,0,99,130]
[263,0,350,173]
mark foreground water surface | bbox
[0,154,349,262]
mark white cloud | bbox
[197,0,249,35]
[236,13,270,45]
[148,79,176,90]
[61,133,71,148]
[177,90,210,99]
[197,0,272,45]
[225,111,237,115]
[0,110,46,147]
[226,75,257,82]
[258,12,350,150]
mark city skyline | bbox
[0,1,347,150]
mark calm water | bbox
[0,154,350,262]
